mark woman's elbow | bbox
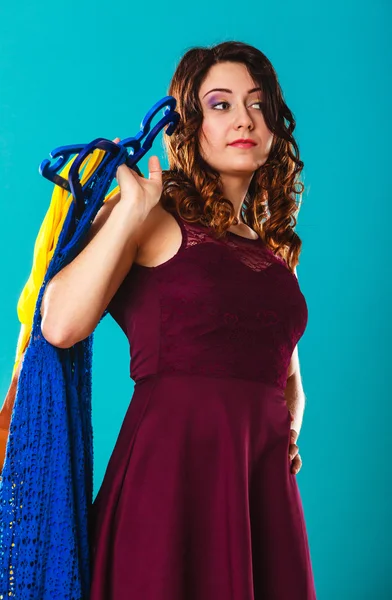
[40,320,72,349]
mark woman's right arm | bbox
[40,148,163,349]
[40,197,145,348]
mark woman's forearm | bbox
[284,372,306,440]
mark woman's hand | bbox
[112,137,163,222]
[288,412,302,475]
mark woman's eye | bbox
[212,101,264,111]
[212,101,230,110]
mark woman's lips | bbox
[229,142,257,148]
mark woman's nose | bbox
[232,107,254,130]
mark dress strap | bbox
[169,210,217,251]
[169,210,189,248]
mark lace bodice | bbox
[159,215,293,273]
[107,212,308,391]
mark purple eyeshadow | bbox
[207,95,220,106]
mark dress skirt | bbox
[88,373,316,599]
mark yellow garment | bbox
[12,148,121,379]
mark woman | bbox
[42,40,317,599]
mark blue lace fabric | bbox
[0,196,107,599]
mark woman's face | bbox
[198,61,273,176]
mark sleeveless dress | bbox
[88,211,317,599]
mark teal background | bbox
[0,1,390,598]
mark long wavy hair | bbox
[160,41,305,273]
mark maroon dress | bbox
[88,211,317,599]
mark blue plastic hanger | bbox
[39,95,180,218]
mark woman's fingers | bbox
[147,155,162,184]
[291,453,302,475]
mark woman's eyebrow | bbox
[202,87,262,99]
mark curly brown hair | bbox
[160,40,305,273]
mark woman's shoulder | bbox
[134,200,184,268]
